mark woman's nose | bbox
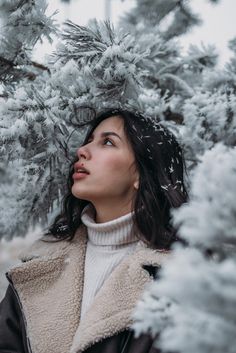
[77,145,91,160]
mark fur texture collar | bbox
[7,225,171,353]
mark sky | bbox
[181,0,236,66]
[34,0,236,67]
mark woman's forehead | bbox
[92,116,124,134]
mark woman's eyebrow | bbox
[90,131,122,140]
[102,132,122,140]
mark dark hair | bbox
[46,109,188,249]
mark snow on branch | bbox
[133,247,236,353]
[52,19,150,105]
[173,143,236,252]
[0,0,57,85]
[181,89,236,163]
[132,143,236,353]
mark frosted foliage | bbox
[133,144,236,353]
[202,69,235,91]
[226,37,236,75]
[0,162,25,238]
[57,19,200,103]
[132,288,174,337]
[0,0,232,247]
[132,248,236,353]
[0,0,56,57]
[182,90,236,160]
[0,0,57,84]
[0,79,71,161]
[172,144,236,249]
[54,20,152,104]
[0,0,24,8]
[0,71,76,236]
[0,158,62,239]
[138,89,169,118]
[0,12,191,237]
[187,43,218,69]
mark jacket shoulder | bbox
[18,225,87,262]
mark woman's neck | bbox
[91,199,135,223]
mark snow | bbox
[132,143,236,353]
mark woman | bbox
[0,109,188,353]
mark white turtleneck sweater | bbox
[80,203,140,319]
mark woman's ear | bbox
[133,167,139,190]
[134,180,139,190]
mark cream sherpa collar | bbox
[7,225,171,353]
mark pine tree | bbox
[1,0,211,238]
[132,144,236,353]
[0,0,57,89]
[178,39,236,168]
[0,0,58,238]
[127,4,236,350]
[0,0,226,241]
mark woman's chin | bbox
[71,187,92,201]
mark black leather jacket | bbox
[0,285,29,353]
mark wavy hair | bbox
[46,109,188,249]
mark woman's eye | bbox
[103,138,114,146]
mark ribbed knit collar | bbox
[81,203,139,247]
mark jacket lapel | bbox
[7,226,88,353]
[70,245,170,353]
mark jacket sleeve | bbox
[0,285,28,353]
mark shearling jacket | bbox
[0,224,171,353]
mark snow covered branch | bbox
[132,143,236,353]
[0,0,57,85]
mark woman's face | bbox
[71,116,139,209]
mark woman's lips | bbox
[72,172,89,180]
[74,162,90,174]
